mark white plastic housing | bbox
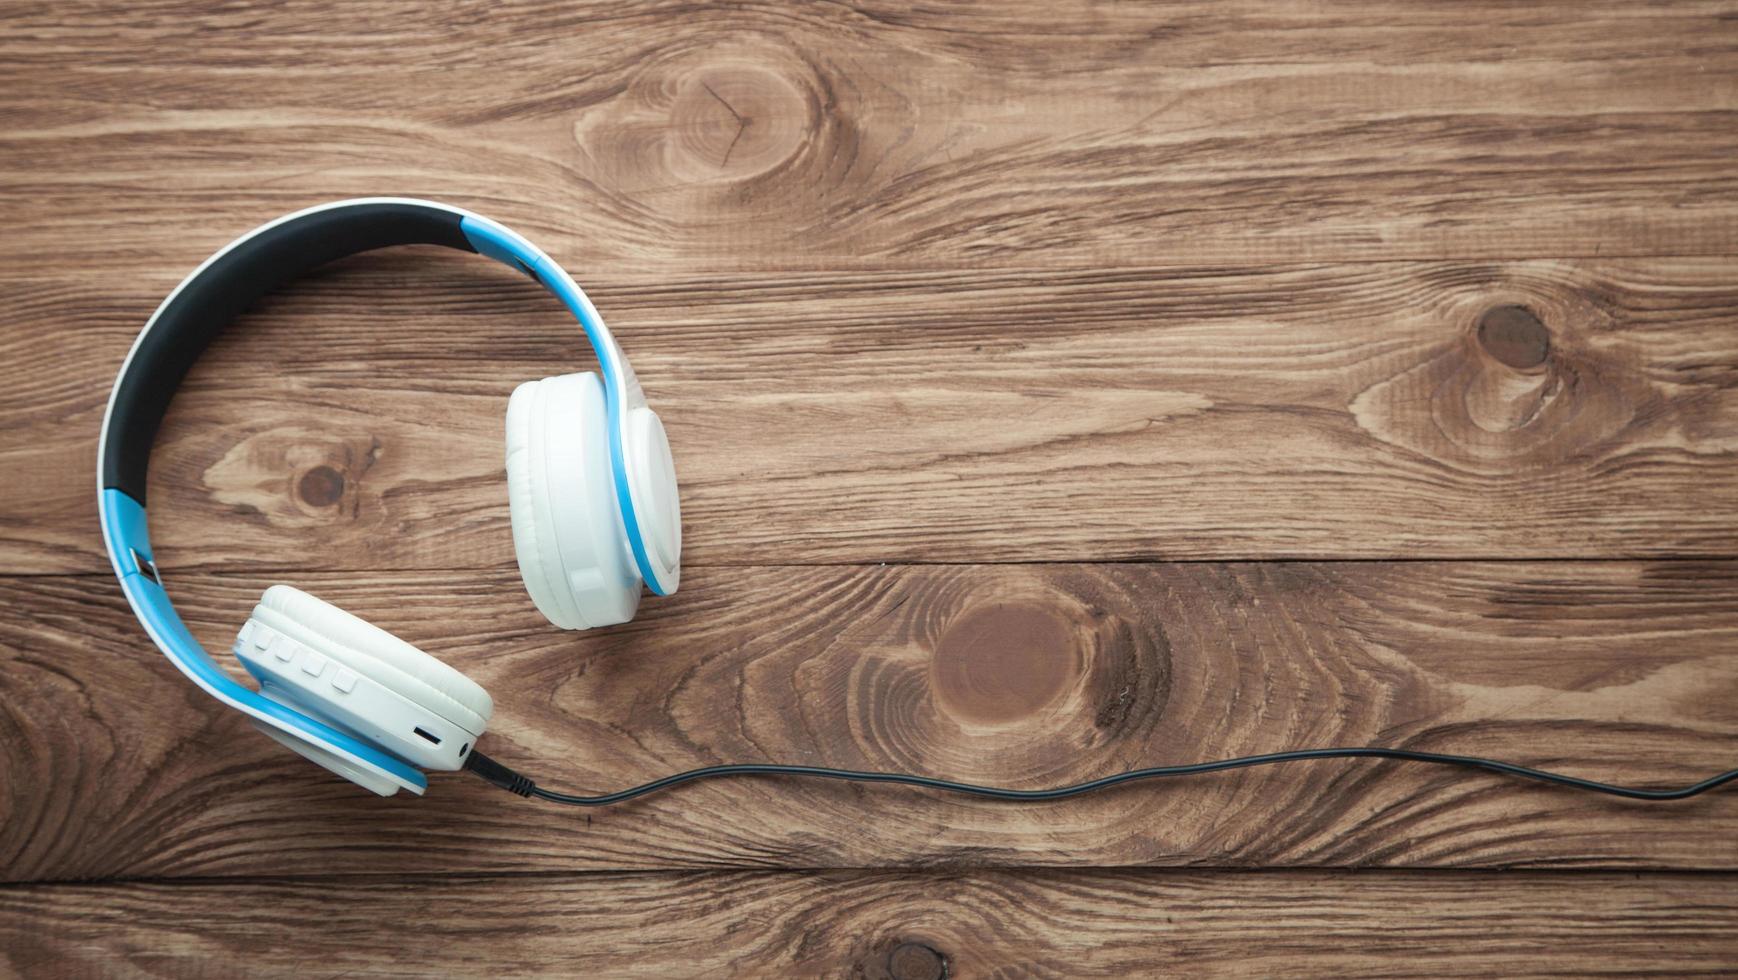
[233,619,481,794]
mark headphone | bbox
[100,198,680,796]
[103,199,1738,807]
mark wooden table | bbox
[4,2,1738,975]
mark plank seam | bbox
[11,554,1738,580]
[7,865,1738,891]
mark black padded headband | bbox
[101,201,476,504]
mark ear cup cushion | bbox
[506,378,583,629]
[505,373,642,630]
[623,405,682,592]
[251,585,492,735]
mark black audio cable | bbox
[465,747,1738,807]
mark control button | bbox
[331,668,358,694]
[273,636,294,662]
[300,653,328,678]
[254,628,274,651]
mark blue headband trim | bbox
[99,489,428,790]
[459,216,668,596]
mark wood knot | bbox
[670,66,810,181]
[831,571,1173,787]
[1477,305,1551,370]
[931,603,1077,727]
[1347,271,1654,472]
[887,942,946,980]
[568,40,865,237]
[296,465,345,508]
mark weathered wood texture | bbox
[6,870,1738,979]
[5,257,1738,574]
[4,0,1738,973]
[3,3,1737,273]
[6,562,1738,881]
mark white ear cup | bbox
[505,373,641,629]
[235,585,491,787]
[252,585,492,729]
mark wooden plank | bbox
[4,869,1737,978]
[4,1,1735,970]
[1,4,1736,273]
[4,562,1736,881]
[5,258,1738,574]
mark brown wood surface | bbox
[6,562,1738,881]
[5,870,1738,979]
[7,256,1738,574]
[4,0,1738,975]
[4,2,1738,273]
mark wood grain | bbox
[5,869,1738,978]
[4,0,1738,969]
[4,256,1738,574]
[5,561,1736,881]
[1,3,1736,275]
